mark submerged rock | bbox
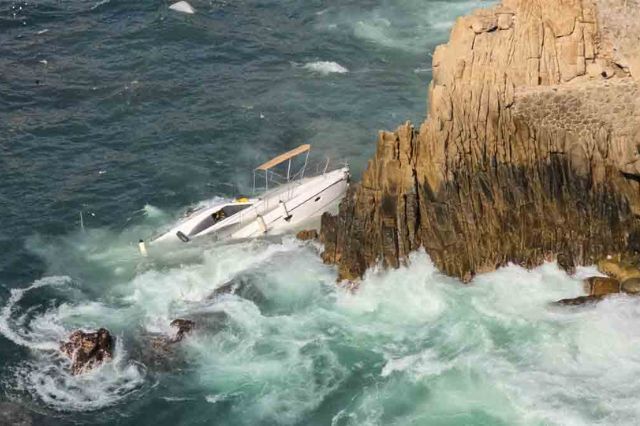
[143,320,195,370]
[210,277,266,305]
[169,318,195,343]
[320,0,640,282]
[554,295,605,306]
[59,328,114,375]
[140,314,226,370]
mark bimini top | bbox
[255,144,310,171]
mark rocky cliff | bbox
[321,0,640,281]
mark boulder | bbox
[621,277,640,294]
[597,257,640,282]
[59,328,114,375]
[584,276,620,296]
[296,229,318,241]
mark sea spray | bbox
[1,277,146,411]
[302,61,349,75]
[315,0,495,52]
[5,217,640,424]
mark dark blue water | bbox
[8,1,636,426]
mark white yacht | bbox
[146,144,349,246]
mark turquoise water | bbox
[4,1,640,425]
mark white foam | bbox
[302,61,349,75]
[14,343,146,411]
[0,276,70,351]
[205,394,225,404]
[169,1,195,14]
[1,276,146,411]
[91,0,110,10]
[13,199,640,423]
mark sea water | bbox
[3,1,640,425]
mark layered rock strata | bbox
[321,0,640,281]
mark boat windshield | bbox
[189,203,252,237]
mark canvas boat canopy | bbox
[255,144,310,171]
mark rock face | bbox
[321,0,640,281]
[59,328,114,375]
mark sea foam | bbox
[302,61,349,75]
[7,208,640,423]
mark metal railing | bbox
[239,157,348,226]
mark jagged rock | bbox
[59,328,114,375]
[0,402,32,426]
[621,277,640,294]
[321,0,640,282]
[149,318,195,350]
[296,229,318,241]
[584,276,621,296]
[169,318,195,343]
[142,319,195,370]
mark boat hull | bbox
[150,167,349,245]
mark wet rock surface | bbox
[138,314,227,370]
[296,229,318,241]
[555,256,640,305]
[59,328,114,375]
[584,276,621,296]
[169,319,195,343]
[320,0,640,282]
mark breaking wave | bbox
[0,275,146,411]
[5,205,640,424]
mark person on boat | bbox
[213,209,226,223]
